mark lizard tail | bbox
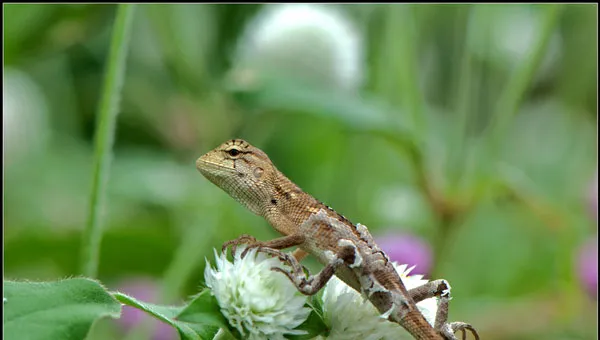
[401,310,444,340]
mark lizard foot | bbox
[271,261,340,296]
[251,246,307,275]
[234,245,325,296]
[440,322,479,340]
[407,279,479,339]
[271,255,346,296]
[240,242,267,259]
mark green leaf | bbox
[227,74,415,140]
[145,4,216,92]
[114,292,203,340]
[3,278,121,340]
[286,301,329,340]
[114,290,224,340]
[228,75,426,165]
[176,289,230,330]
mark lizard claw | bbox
[222,234,258,256]
[271,266,318,296]
[440,322,479,340]
[271,256,343,296]
[240,242,265,259]
[253,247,304,273]
[271,266,298,281]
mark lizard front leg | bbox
[262,242,358,295]
[221,235,329,294]
[221,234,258,255]
[407,280,479,340]
[272,260,342,296]
[222,233,306,258]
[291,248,309,262]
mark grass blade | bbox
[486,4,563,151]
[81,4,135,278]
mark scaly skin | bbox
[196,139,478,340]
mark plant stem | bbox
[159,213,218,303]
[486,4,563,153]
[394,4,426,135]
[449,5,474,184]
[81,4,135,278]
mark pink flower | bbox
[375,232,433,276]
[116,278,177,340]
[588,170,597,222]
[576,238,598,299]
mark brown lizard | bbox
[196,139,479,340]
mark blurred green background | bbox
[3,4,597,340]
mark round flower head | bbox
[376,233,433,276]
[319,262,438,340]
[232,4,364,92]
[576,237,598,299]
[4,68,49,165]
[588,170,597,222]
[204,248,311,340]
[115,278,177,340]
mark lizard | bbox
[196,139,479,340]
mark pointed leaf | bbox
[286,303,328,340]
[113,292,212,340]
[176,289,229,330]
[3,278,121,340]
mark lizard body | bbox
[196,139,478,340]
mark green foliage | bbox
[3,278,121,340]
[81,3,136,278]
[3,277,329,340]
[114,290,224,340]
[287,300,329,340]
[4,4,597,340]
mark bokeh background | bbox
[3,4,598,340]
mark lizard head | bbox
[196,139,275,215]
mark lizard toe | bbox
[440,322,479,340]
[222,234,259,256]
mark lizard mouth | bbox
[195,156,213,170]
[195,156,235,179]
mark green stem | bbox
[486,4,563,152]
[395,5,426,135]
[160,210,219,303]
[80,4,135,278]
[375,5,426,138]
[449,6,474,184]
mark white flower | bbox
[319,262,438,340]
[204,248,311,340]
[232,4,364,92]
[3,68,49,164]
[393,264,438,327]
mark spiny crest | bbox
[225,139,250,149]
[218,139,272,165]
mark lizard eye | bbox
[226,148,240,157]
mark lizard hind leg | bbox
[407,280,479,340]
[223,233,307,259]
[437,298,479,340]
[440,322,479,340]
